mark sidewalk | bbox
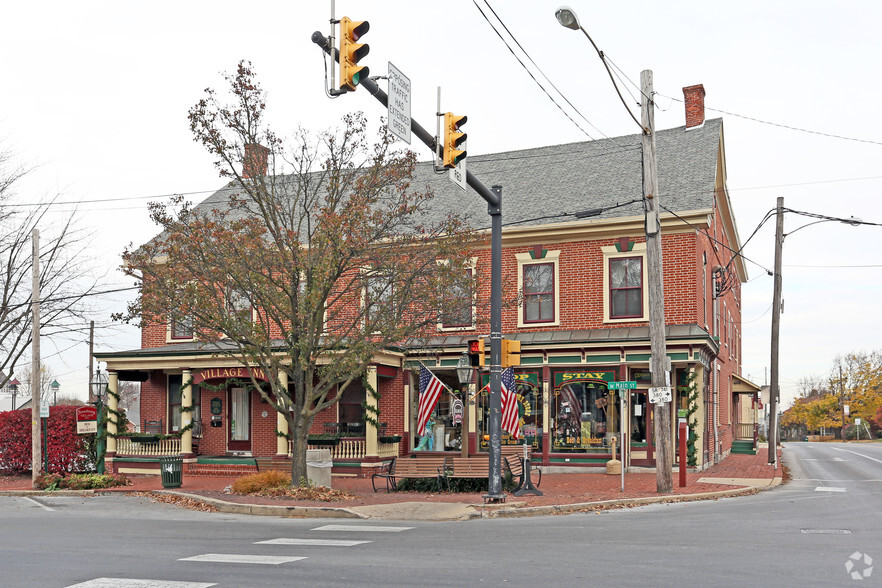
[0,450,783,521]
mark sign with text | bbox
[76,405,98,434]
[648,387,672,404]
[387,62,411,144]
[40,395,50,418]
[608,381,636,390]
[449,139,466,191]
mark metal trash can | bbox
[159,455,183,488]
[306,448,332,488]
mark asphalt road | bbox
[1,442,880,587]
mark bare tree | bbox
[0,144,102,389]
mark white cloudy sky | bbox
[1,1,879,407]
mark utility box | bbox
[306,448,332,488]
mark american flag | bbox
[417,365,446,436]
[500,367,521,440]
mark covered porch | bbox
[732,373,762,454]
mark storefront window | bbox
[168,375,201,434]
[413,370,465,452]
[551,370,617,453]
[477,371,543,450]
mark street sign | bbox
[76,405,98,434]
[608,381,636,390]
[844,404,849,416]
[449,139,466,191]
[855,418,861,425]
[387,62,411,144]
[648,387,672,404]
[40,395,50,418]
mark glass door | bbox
[228,387,251,452]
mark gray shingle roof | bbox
[192,119,722,231]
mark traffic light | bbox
[339,17,370,92]
[501,339,521,368]
[467,339,485,367]
[442,112,467,168]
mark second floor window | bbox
[228,287,252,323]
[442,269,474,329]
[365,273,393,325]
[170,312,193,340]
[523,263,555,323]
[610,257,643,319]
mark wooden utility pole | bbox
[641,70,673,492]
[768,197,784,465]
[88,320,94,402]
[31,229,42,487]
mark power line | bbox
[657,92,882,147]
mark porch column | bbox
[106,370,119,455]
[181,369,193,455]
[365,366,379,458]
[276,370,289,457]
[542,366,551,465]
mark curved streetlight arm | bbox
[555,7,643,131]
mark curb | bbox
[0,490,95,497]
[153,490,366,519]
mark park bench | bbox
[444,456,498,490]
[500,445,542,488]
[371,456,448,492]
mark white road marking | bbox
[179,554,306,565]
[814,486,847,492]
[832,447,882,464]
[67,580,215,588]
[311,524,413,532]
[256,538,371,546]
[833,457,847,462]
[24,496,55,511]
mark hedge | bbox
[0,406,94,473]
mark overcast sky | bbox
[1,1,879,408]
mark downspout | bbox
[712,266,721,463]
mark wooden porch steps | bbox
[731,440,756,455]
[184,463,258,477]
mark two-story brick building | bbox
[96,84,761,477]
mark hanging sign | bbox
[76,405,98,434]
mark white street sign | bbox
[844,404,849,416]
[449,139,466,191]
[40,395,50,418]
[648,387,672,404]
[387,62,411,145]
[855,418,861,425]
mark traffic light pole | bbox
[312,32,506,501]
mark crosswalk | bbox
[66,523,415,587]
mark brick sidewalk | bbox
[1,450,782,510]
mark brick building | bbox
[96,84,761,476]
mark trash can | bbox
[160,455,183,489]
[306,448,332,488]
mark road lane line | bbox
[179,554,306,565]
[814,487,847,492]
[256,538,371,546]
[311,524,413,532]
[67,580,216,587]
[23,497,55,511]
[832,447,882,464]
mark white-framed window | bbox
[516,250,561,328]
[227,286,253,323]
[438,258,477,331]
[602,243,648,323]
[168,312,194,341]
[364,270,394,328]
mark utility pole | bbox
[839,364,846,439]
[768,196,784,465]
[641,70,673,493]
[31,229,42,487]
[88,320,94,402]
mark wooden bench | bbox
[444,456,498,490]
[371,456,448,492]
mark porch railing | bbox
[735,423,757,441]
[116,436,182,457]
[292,437,402,460]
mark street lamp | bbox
[8,378,20,410]
[91,369,109,474]
[456,352,472,458]
[50,380,60,406]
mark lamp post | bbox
[50,380,60,406]
[456,352,472,458]
[91,369,109,474]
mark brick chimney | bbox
[242,143,270,178]
[683,84,706,129]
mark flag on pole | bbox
[417,365,446,436]
[500,367,521,440]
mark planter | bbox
[130,435,161,443]
[378,436,402,444]
[307,438,341,447]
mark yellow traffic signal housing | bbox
[443,112,467,168]
[468,338,485,367]
[501,339,521,368]
[340,17,370,92]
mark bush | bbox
[0,406,93,473]
[34,472,129,490]
[231,470,292,494]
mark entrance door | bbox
[228,387,251,453]
[630,391,651,462]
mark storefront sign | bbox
[553,370,615,388]
[193,367,269,385]
[451,397,463,425]
[210,397,223,415]
[76,406,98,434]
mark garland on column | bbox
[679,371,701,467]
[361,374,381,429]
